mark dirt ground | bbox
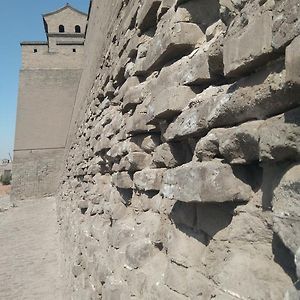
[0,197,64,299]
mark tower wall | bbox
[12,68,82,200]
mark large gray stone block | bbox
[134,168,165,191]
[147,86,197,122]
[111,172,133,189]
[119,152,153,171]
[272,0,300,50]
[130,134,161,153]
[122,81,150,111]
[164,61,300,141]
[153,142,186,168]
[125,238,155,269]
[161,161,252,203]
[163,85,229,140]
[224,12,273,77]
[286,35,300,85]
[193,128,226,162]
[135,21,204,74]
[126,101,158,134]
[259,108,300,162]
[273,164,300,254]
[219,120,263,164]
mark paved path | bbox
[0,197,63,300]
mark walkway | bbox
[0,197,63,300]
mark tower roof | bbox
[42,3,88,18]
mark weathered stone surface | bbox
[259,108,300,162]
[163,85,229,140]
[286,35,300,85]
[206,246,294,300]
[161,161,252,203]
[130,134,161,153]
[148,86,197,122]
[122,81,150,111]
[219,120,263,164]
[51,1,300,299]
[193,128,226,162]
[167,226,206,268]
[126,101,157,134]
[107,140,142,161]
[165,61,300,141]
[137,0,161,33]
[104,80,115,98]
[94,137,111,153]
[153,142,186,168]
[224,11,273,77]
[125,238,155,269]
[164,261,211,298]
[154,41,224,90]
[108,217,136,249]
[273,164,300,254]
[119,152,153,171]
[135,21,204,74]
[157,0,175,20]
[134,168,165,191]
[194,108,300,164]
[151,193,176,214]
[111,172,133,189]
[117,76,140,99]
[102,276,130,300]
[272,0,300,50]
[176,0,220,30]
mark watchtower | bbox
[12,4,88,200]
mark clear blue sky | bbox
[0,0,89,160]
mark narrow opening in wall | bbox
[73,49,76,53]
[59,25,65,33]
[33,49,37,53]
[75,25,81,33]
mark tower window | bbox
[73,48,76,53]
[34,49,37,53]
[59,25,65,32]
[75,25,81,33]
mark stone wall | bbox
[12,69,82,200]
[12,149,64,200]
[21,44,85,69]
[58,0,300,299]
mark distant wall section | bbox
[12,68,82,200]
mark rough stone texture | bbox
[224,11,273,77]
[161,161,253,203]
[272,0,300,50]
[28,0,300,299]
[148,86,197,121]
[286,35,300,85]
[273,164,300,255]
[164,60,300,141]
[134,168,165,191]
[153,142,186,168]
[135,17,204,74]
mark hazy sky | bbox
[0,0,89,160]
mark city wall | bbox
[57,0,299,298]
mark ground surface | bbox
[0,196,63,300]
